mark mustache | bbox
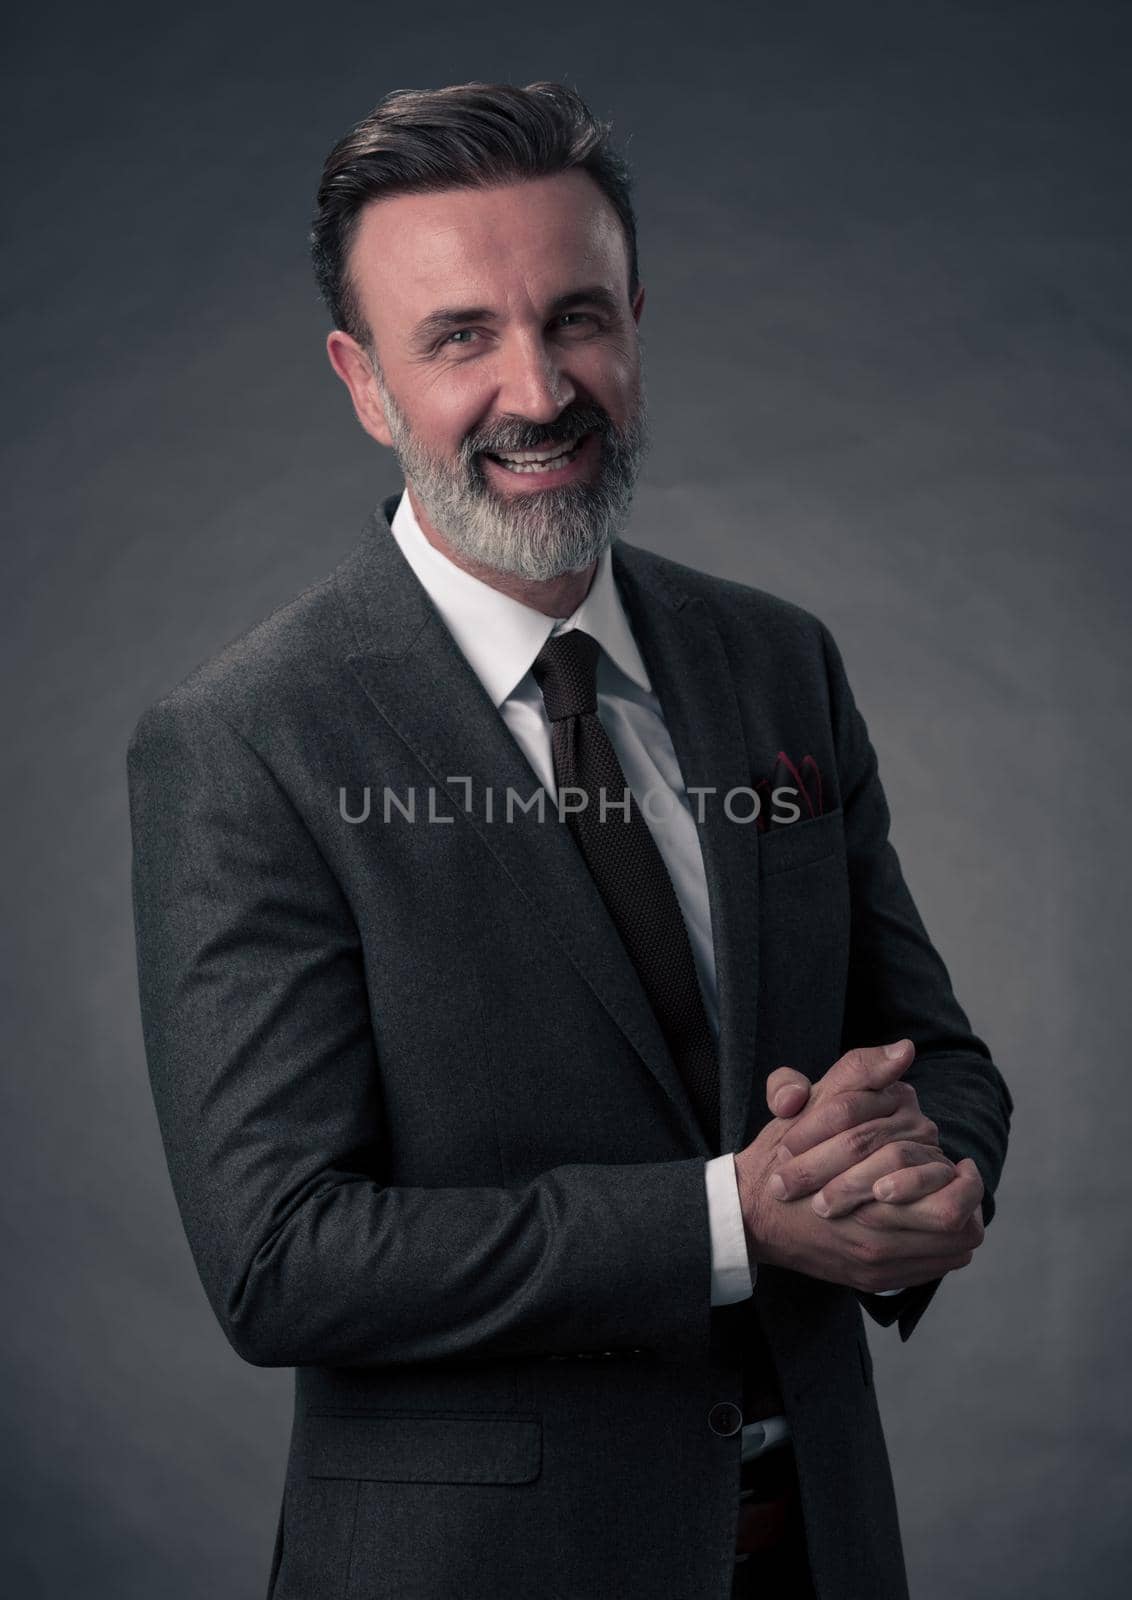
[463,404,613,460]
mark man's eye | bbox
[439,316,597,351]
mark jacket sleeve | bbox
[127,694,713,1369]
[819,623,1014,1343]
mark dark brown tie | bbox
[531,627,721,1150]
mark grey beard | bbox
[375,375,650,583]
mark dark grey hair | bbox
[310,81,639,350]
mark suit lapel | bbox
[337,504,761,1157]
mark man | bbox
[127,81,1011,1600]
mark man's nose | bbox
[496,335,576,422]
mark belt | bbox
[732,1440,815,1598]
[735,1440,800,1557]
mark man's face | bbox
[329,171,649,582]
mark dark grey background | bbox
[4,1,1129,1594]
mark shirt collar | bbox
[388,487,653,707]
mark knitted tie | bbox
[531,627,721,1150]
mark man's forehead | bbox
[348,172,628,323]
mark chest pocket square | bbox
[753,751,824,832]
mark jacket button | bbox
[708,1402,743,1436]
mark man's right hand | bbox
[733,1044,984,1294]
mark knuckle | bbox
[835,1048,865,1085]
[849,1232,882,1265]
[856,1201,889,1231]
[829,1092,857,1132]
[864,1088,896,1120]
[834,1092,859,1128]
[786,1160,810,1191]
[847,1122,879,1159]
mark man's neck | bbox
[407,484,598,619]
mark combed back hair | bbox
[310,81,639,350]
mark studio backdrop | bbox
[3,2,1129,1596]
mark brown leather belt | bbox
[735,1444,800,1556]
[736,1490,793,1555]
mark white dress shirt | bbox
[388,487,900,1470]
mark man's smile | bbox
[480,429,598,488]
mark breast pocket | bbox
[306,1410,543,1485]
[756,807,845,877]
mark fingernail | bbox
[773,1087,795,1114]
[884,1040,908,1059]
[812,1194,830,1216]
[875,1181,896,1200]
[769,1174,786,1199]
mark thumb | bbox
[824,1038,915,1094]
[765,1067,812,1120]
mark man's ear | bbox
[325,330,393,447]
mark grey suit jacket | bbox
[127,498,1012,1600]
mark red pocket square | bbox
[753,752,824,832]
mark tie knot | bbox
[531,627,601,721]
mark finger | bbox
[838,1209,983,1275]
[773,1114,936,1201]
[956,1157,985,1197]
[855,1164,986,1238]
[854,1246,979,1291]
[871,1161,956,1206]
[820,1039,916,1098]
[765,1067,813,1119]
[777,1041,921,1158]
[773,1113,927,1203]
[866,1151,981,1214]
[818,1211,980,1285]
[776,1086,922,1162]
[810,1145,955,1218]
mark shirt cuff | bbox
[705,1153,755,1304]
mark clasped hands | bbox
[733,1039,985,1295]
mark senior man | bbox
[128,80,1011,1600]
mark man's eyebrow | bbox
[408,285,623,350]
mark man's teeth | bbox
[490,439,582,472]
